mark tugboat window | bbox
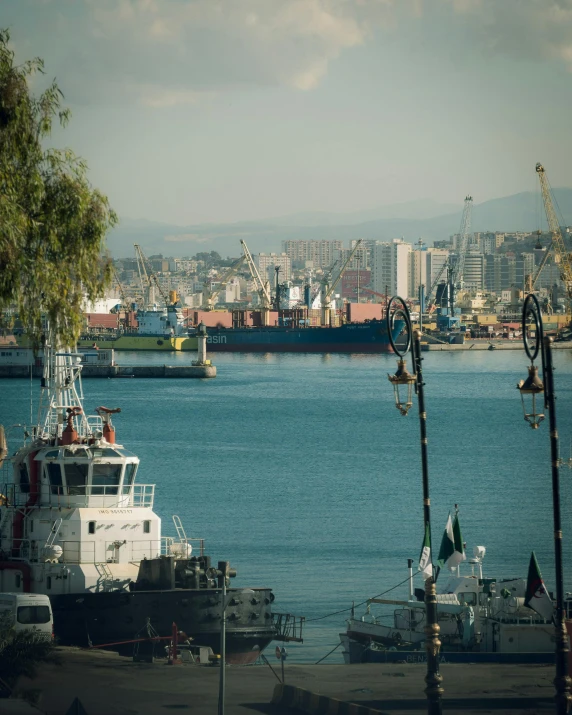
[143,520,150,533]
[63,463,88,496]
[46,463,63,495]
[15,574,21,589]
[88,521,96,534]
[46,576,52,589]
[122,463,137,494]
[18,462,30,494]
[92,464,122,495]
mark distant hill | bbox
[106,189,572,259]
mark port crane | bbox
[201,255,246,310]
[240,240,272,324]
[111,266,129,310]
[320,239,364,325]
[359,287,389,302]
[134,244,170,308]
[525,163,572,301]
[425,195,473,316]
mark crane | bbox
[450,195,473,290]
[360,287,389,302]
[202,255,246,310]
[111,266,129,310]
[134,244,170,308]
[425,196,473,317]
[320,239,364,326]
[240,240,272,324]
[527,163,572,299]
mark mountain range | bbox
[106,189,572,259]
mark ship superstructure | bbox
[0,338,277,662]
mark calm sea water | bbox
[1,348,571,663]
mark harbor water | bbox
[1,349,571,663]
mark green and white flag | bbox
[524,552,553,621]
[437,514,466,570]
[418,522,432,580]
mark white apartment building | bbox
[282,240,344,268]
[372,239,411,298]
[257,253,292,282]
[425,249,450,293]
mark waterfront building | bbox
[372,239,411,298]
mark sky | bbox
[4,0,572,226]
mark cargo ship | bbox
[79,302,199,351]
[199,319,402,353]
[0,336,284,663]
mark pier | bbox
[0,364,216,378]
[5,646,557,714]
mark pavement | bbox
[6,647,560,715]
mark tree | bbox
[0,29,116,348]
[0,614,58,693]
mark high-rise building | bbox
[425,249,450,293]
[257,253,292,282]
[485,254,535,292]
[461,250,484,290]
[281,240,344,268]
[372,239,411,298]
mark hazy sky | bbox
[4,0,572,225]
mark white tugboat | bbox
[0,336,278,663]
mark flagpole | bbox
[518,294,571,715]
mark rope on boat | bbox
[305,573,416,623]
[315,641,342,664]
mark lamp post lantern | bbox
[386,296,443,715]
[517,294,571,715]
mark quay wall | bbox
[421,341,572,351]
[0,364,216,379]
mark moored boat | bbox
[341,545,572,664]
[0,336,281,663]
[200,318,403,353]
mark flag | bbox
[524,551,553,621]
[418,522,432,580]
[437,514,466,570]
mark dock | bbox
[6,646,556,714]
[421,340,572,351]
[0,364,216,378]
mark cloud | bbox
[9,0,572,109]
[441,0,572,69]
[77,0,372,103]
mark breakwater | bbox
[0,364,216,378]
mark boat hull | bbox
[50,587,275,665]
[341,635,556,665]
[205,320,400,353]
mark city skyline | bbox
[4,1,572,226]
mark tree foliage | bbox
[0,29,116,347]
[0,614,58,690]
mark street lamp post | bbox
[386,296,443,715]
[517,294,571,715]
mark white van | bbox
[0,593,53,640]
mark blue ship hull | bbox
[204,319,402,353]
